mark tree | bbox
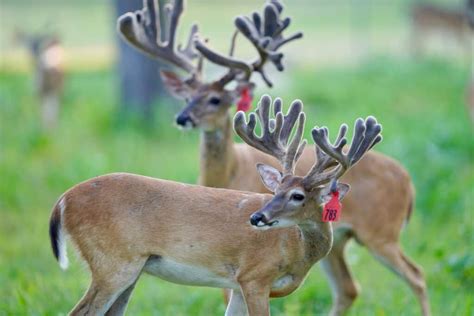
[115,0,166,119]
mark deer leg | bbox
[69,280,126,316]
[320,229,359,316]
[105,278,139,316]
[70,259,145,316]
[225,289,248,316]
[371,243,431,316]
[239,281,270,316]
[222,289,231,306]
[41,93,59,128]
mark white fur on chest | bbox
[143,256,237,289]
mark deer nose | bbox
[250,213,266,226]
[176,114,193,127]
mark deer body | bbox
[201,116,426,316]
[410,2,473,56]
[117,1,428,315]
[201,114,413,245]
[51,96,382,315]
[17,32,64,128]
[54,173,330,297]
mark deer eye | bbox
[209,97,221,106]
[291,193,305,201]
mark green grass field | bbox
[0,56,472,315]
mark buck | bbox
[16,31,64,129]
[49,95,381,315]
[118,1,430,315]
[410,1,473,56]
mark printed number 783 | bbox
[325,209,338,221]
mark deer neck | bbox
[298,212,333,264]
[199,114,236,188]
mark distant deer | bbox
[465,1,474,123]
[118,0,430,315]
[49,95,381,315]
[16,31,64,129]
[410,1,473,56]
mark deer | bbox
[117,1,430,315]
[15,31,64,129]
[410,1,473,56]
[49,95,381,315]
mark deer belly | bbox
[143,255,237,289]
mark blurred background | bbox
[0,0,472,315]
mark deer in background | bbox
[16,31,64,129]
[467,0,474,123]
[410,1,473,56]
[118,0,430,315]
[49,95,382,315]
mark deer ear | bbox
[320,182,351,203]
[160,70,191,99]
[256,163,282,193]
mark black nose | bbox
[176,114,191,126]
[250,213,265,226]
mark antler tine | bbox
[229,30,239,57]
[194,37,253,82]
[280,100,303,146]
[264,3,279,37]
[284,112,307,173]
[304,124,348,180]
[347,116,383,165]
[234,97,282,158]
[195,0,301,89]
[117,0,196,73]
[303,117,382,189]
[274,32,303,50]
[165,0,187,50]
[252,12,262,35]
[234,95,306,175]
[270,0,284,13]
[178,24,199,60]
[233,0,302,87]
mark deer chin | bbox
[176,120,196,131]
[256,218,298,230]
[253,220,279,230]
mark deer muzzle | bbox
[250,212,268,227]
[250,195,286,228]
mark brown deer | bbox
[410,1,473,56]
[49,95,382,315]
[118,0,430,315]
[16,31,64,129]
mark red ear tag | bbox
[236,87,253,112]
[322,191,341,222]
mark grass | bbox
[0,56,472,315]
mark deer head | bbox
[15,30,60,64]
[234,95,383,229]
[117,0,302,130]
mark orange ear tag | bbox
[236,87,253,112]
[322,191,341,222]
